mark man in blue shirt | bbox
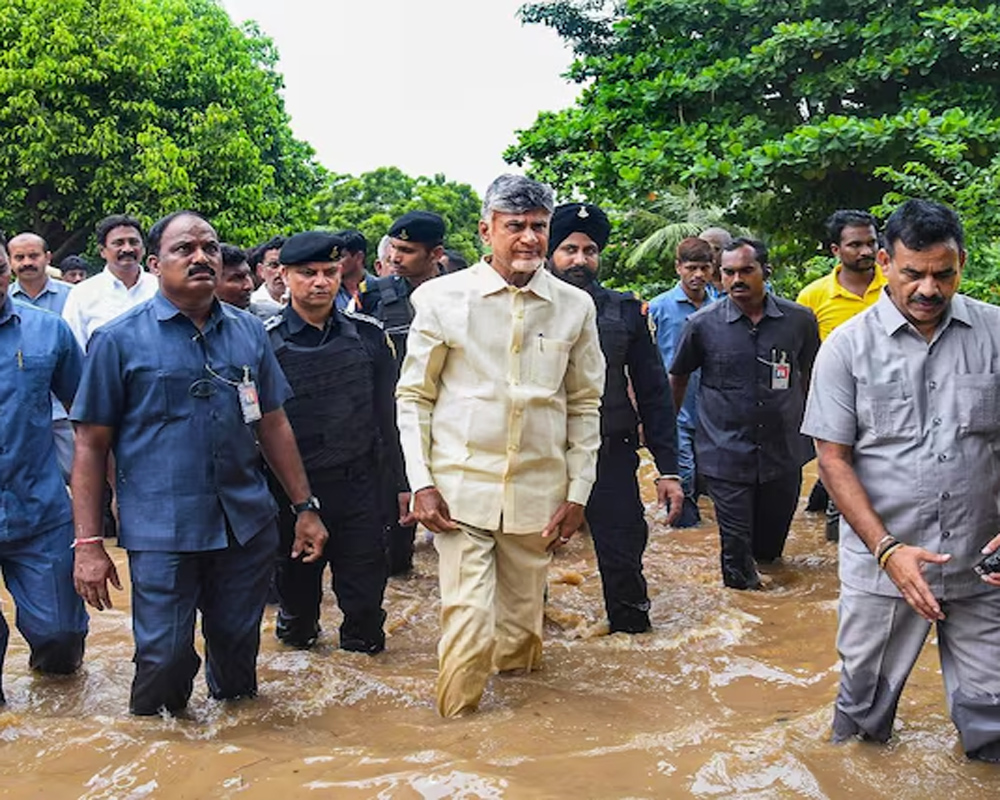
[0,234,88,705]
[648,237,716,527]
[71,211,329,716]
[8,232,75,481]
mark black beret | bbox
[389,211,445,246]
[280,231,345,266]
[547,203,611,256]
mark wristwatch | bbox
[291,495,321,515]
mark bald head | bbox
[699,227,732,254]
[8,232,51,285]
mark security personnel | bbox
[355,211,445,575]
[267,231,407,653]
[547,203,683,633]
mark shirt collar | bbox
[153,291,227,331]
[103,264,152,291]
[10,277,56,299]
[829,264,888,298]
[667,282,708,307]
[723,292,782,323]
[874,288,971,338]
[282,303,345,336]
[476,258,553,302]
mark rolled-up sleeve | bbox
[396,295,448,493]
[800,330,857,445]
[564,302,606,505]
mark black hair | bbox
[96,214,144,246]
[336,229,368,256]
[441,248,469,273]
[59,254,90,273]
[883,199,964,256]
[146,210,210,257]
[724,237,769,268]
[248,235,287,268]
[825,209,878,248]
[220,243,247,269]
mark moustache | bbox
[731,283,750,291]
[117,251,137,260]
[910,294,943,306]
[188,264,215,278]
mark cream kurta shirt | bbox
[396,259,605,533]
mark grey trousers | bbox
[835,584,1000,760]
[52,418,74,484]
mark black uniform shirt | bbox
[590,283,678,476]
[670,293,820,483]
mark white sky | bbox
[221,0,583,194]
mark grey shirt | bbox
[802,291,1000,599]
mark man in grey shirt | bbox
[802,199,1000,762]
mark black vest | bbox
[594,287,639,437]
[269,317,378,471]
[370,276,414,366]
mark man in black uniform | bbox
[356,211,445,576]
[547,203,683,633]
[266,231,407,653]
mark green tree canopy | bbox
[312,167,483,265]
[508,0,1000,267]
[0,0,321,259]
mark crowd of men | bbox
[0,175,998,763]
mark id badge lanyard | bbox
[194,331,263,424]
[757,348,791,390]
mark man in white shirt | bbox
[61,215,158,350]
[396,174,606,717]
[248,236,287,319]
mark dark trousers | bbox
[127,522,276,716]
[586,437,651,633]
[275,462,387,653]
[0,522,88,703]
[384,474,416,576]
[706,469,802,589]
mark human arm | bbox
[370,328,410,518]
[60,287,88,351]
[256,408,327,562]
[71,424,122,610]
[667,316,701,418]
[817,440,948,620]
[395,294,457,533]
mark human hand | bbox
[398,491,416,527]
[542,501,586,552]
[291,512,328,562]
[74,543,122,610]
[979,533,1000,588]
[883,544,950,621]
[413,487,458,533]
[656,478,684,526]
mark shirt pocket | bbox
[130,367,196,421]
[858,380,917,441]
[954,374,1000,435]
[528,337,573,391]
[20,354,55,423]
[704,353,750,391]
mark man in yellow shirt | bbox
[396,174,605,717]
[796,209,884,539]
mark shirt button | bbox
[929,381,937,389]
[933,417,942,426]
[513,345,520,353]
[942,491,951,500]
[937,453,948,462]
[942,531,952,539]
[508,443,519,452]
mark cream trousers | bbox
[434,522,551,717]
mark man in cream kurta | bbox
[396,175,605,717]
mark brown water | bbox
[2,463,998,799]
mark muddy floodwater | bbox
[2,462,999,799]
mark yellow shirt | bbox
[795,264,887,340]
[396,260,606,533]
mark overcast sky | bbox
[221,0,583,193]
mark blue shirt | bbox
[649,283,713,429]
[71,293,293,552]
[11,278,75,421]
[0,296,82,541]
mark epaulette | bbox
[263,314,284,332]
[343,309,385,330]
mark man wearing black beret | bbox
[354,210,445,576]
[265,231,407,653]
[548,203,683,633]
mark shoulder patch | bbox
[263,314,284,332]
[343,309,385,330]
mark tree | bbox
[508,0,1000,269]
[0,0,321,260]
[312,167,483,265]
